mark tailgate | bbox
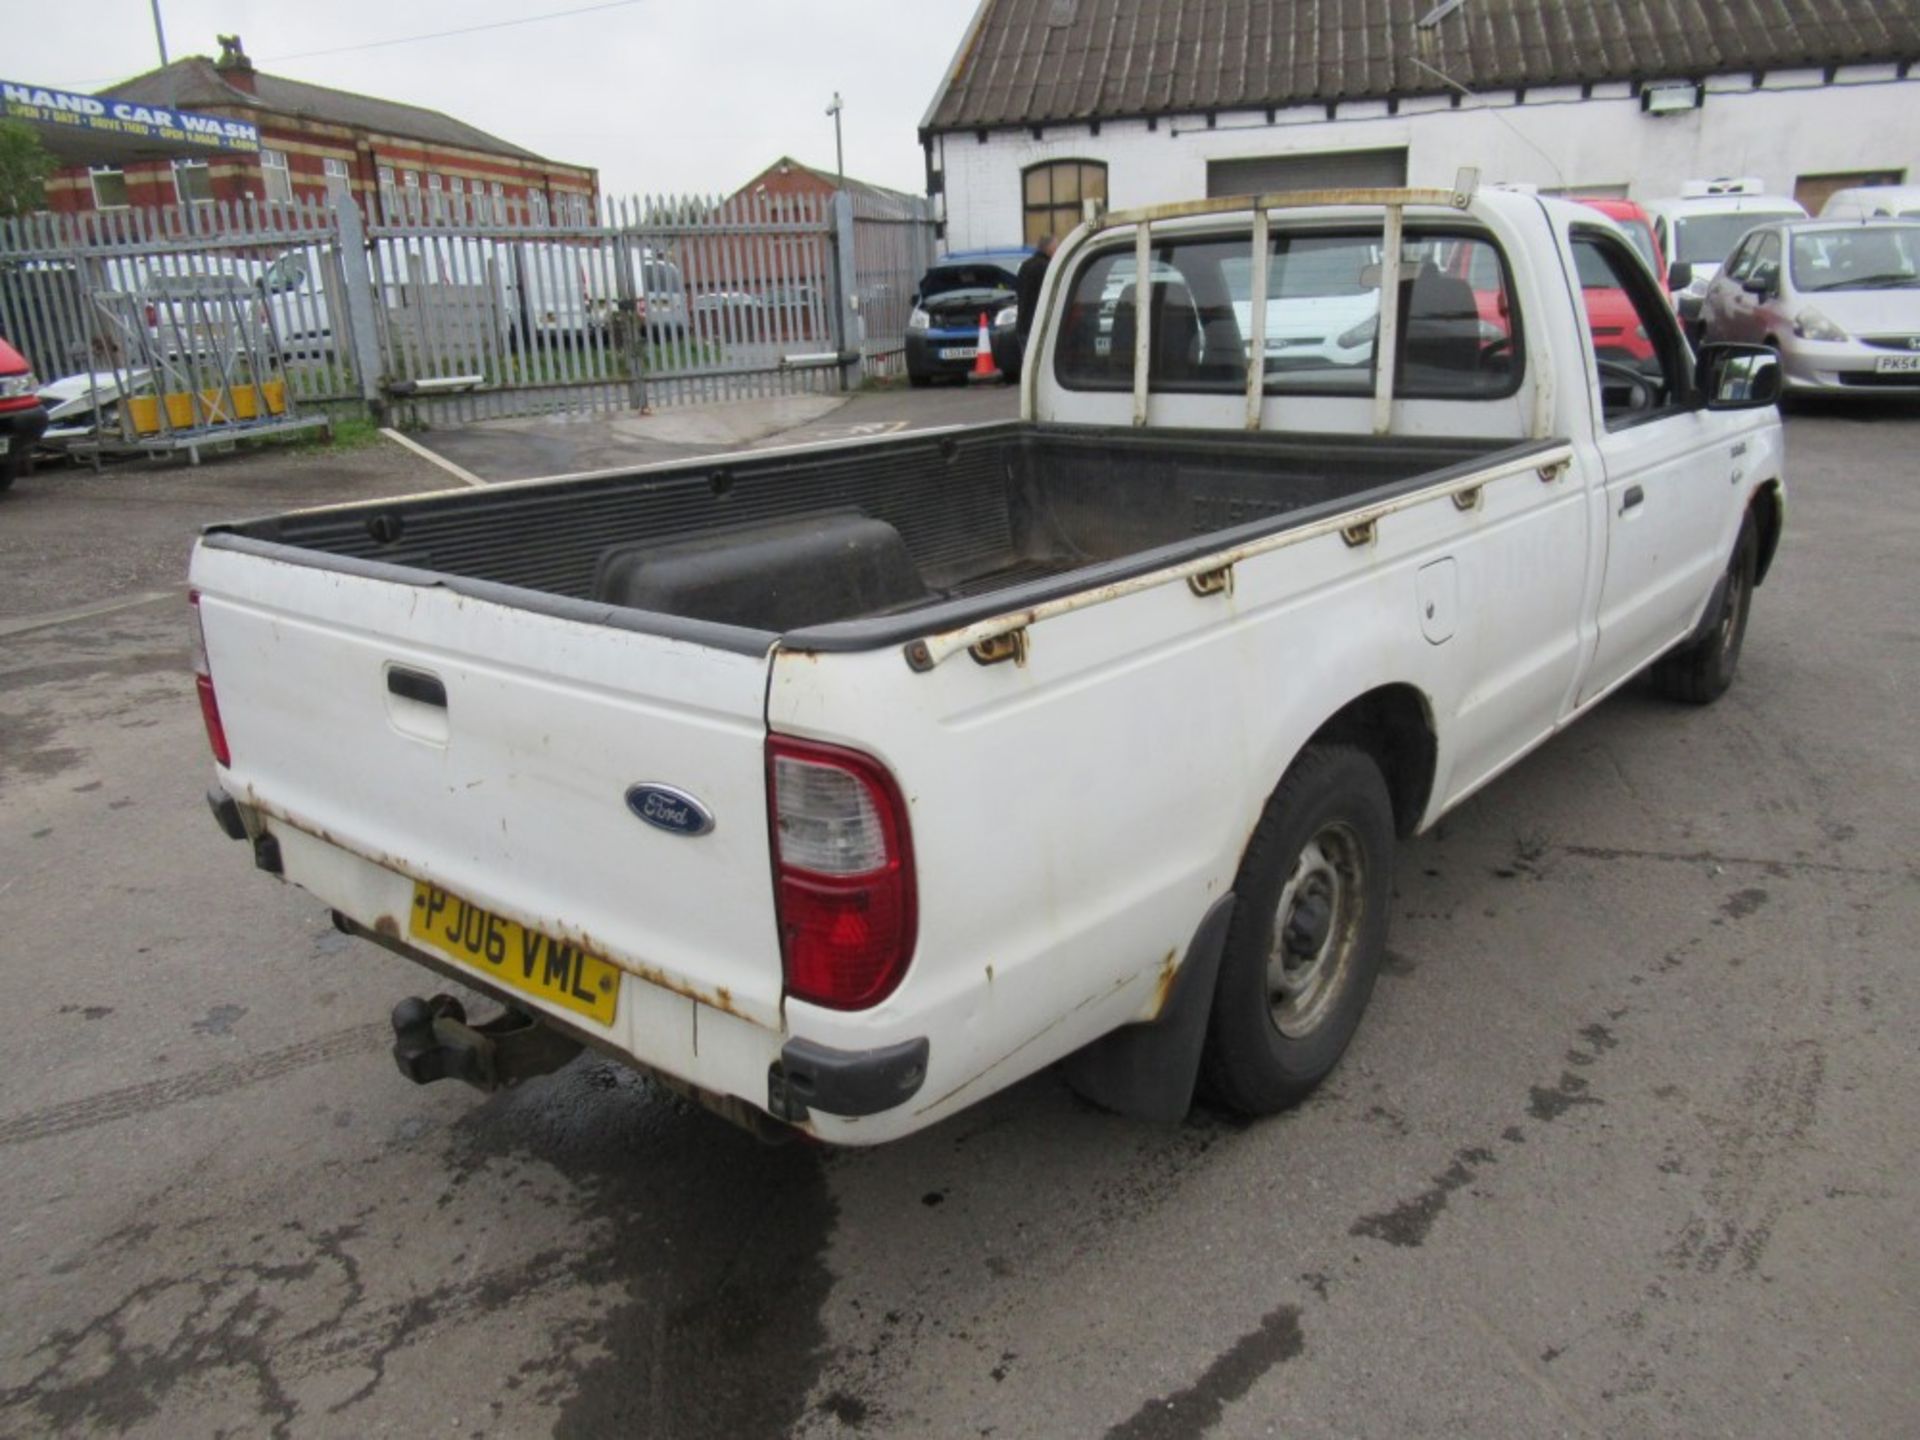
[190,542,785,1031]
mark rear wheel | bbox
[908,372,931,389]
[1652,513,1757,705]
[1201,745,1394,1115]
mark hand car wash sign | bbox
[2,80,259,153]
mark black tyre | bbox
[908,372,932,389]
[1201,744,1395,1115]
[1652,513,1757,705]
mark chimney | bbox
[215,34,257,94]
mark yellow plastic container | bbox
[127,380,289,434]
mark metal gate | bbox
[0,197,359,410]
[367,189,852,427]
[1,188,938,434]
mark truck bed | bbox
[206,422,1545,652]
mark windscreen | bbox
[1673,211,1801,265]
[1789,226,1920,291]
[1619,219,1659,274]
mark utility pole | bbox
[825,92,844,187]
[149,0,170,65]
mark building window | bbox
[323,156,351,193]
[90,166,129,209]
[173,159,213,206]
[1022,160,1107,246]
[260,148,293,202]
[427,172,445,220]
[528,187,550,224]
[489,180,506,222]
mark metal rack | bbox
[70,267,328,464]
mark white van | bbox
[261,238,601,358]
[1643,179,1807,332]
[1819,184,1920,221]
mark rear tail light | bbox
[187,590,230,767]
[768,736,916,1010]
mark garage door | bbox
[1207,148,1409,197]
[1794,169,1904,216]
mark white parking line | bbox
[379,428,490,487]
[0,589,182,639]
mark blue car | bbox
[905,247,1033,386]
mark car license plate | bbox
[1873,355,1920,374]
[408,882,620,1026]
[939,346,977,360]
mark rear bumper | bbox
[214,790,933,1139]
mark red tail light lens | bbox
[768,736,916,1010]
[188,591,231,766]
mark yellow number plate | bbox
[407,883,620,1027]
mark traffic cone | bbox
[972,311,999,379]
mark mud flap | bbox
[1061,893,1236,1123]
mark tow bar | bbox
[389,994,581,1091]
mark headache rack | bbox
[1060,170,1485,436]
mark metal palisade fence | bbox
[0,186,936,433]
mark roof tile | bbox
[926,0,1920,130]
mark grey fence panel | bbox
[0,197,359,407]
[4,187,937,431]
[850,190,938,381]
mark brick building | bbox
[45,35,596,221]
[680,155,918,288]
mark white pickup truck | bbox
[189,181,1786,1144]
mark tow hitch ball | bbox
[389,994,581,1092]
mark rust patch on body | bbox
[372,915,400,939]
[1150,948,1181,1017]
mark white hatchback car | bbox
[1699,219,1920,396]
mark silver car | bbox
[1699,220,1920,396]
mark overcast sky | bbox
[14,0,981,199]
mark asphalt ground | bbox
[416,380,1021,481]
[0,395,1914,1438]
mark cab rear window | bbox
[1053,228,1522,400]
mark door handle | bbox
[387,666,447,708]
[1620,485,1645,515]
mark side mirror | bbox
[1742,274,1772,297]
[1667,260,1693,291]
[1698,342,1782,410]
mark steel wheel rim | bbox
[1267,821,1366,1038]
[1718,548,1749,655]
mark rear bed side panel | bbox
[189,544,787,1047]
[768,468,1554,1142]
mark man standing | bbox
[1013,235,1058,370]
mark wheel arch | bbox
[1302,683,1438,840]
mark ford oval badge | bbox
[624,783,715,837]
